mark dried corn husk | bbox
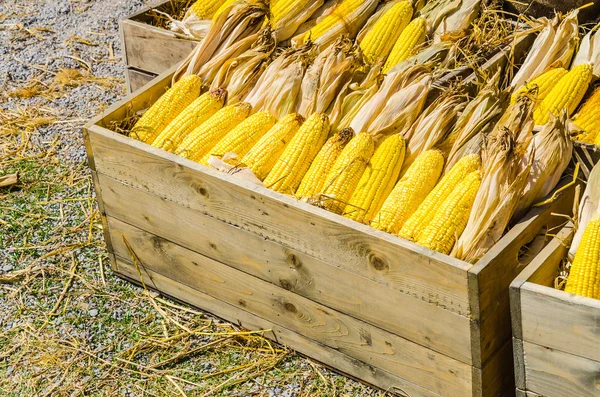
[210,28,277,103]
[433,0,480,42]
[509,11,578,90]
[245,43,315,119]
[297,37,359,117]
[513,111,572,221]
[401,95,465,173]
[453,95,536,263]
[419,0,461,34]
[173,0,268,84]
[440,74,503,171]
[572,25,600,79]
[270,0,324,41]
[169,0,245,39]
[570,162,600,259]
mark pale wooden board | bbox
[87,124,472,318]
[107,220,474,397]
[520,282,600,363]
[468,178,576,366]
[512,338,525,390]
[113,257,445,397]
[523,340,600,397]
[119,19,198,75]
[126,68,157,94]
[98,174,474,364]
[516,389,542,397]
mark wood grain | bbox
[523,340,600,397]
[88,124,472,317]
[472,339,514,397]
[512,338,525,390]
[114,257,445,397]
[98,174,474,363]
[108,221,474,396]
[126,68,157,94]
[521,282,600,363]
[119,19,198,75]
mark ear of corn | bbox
[213,0,239,20]
[296,128,353,199]
[371,149,444,234]
[565,218,600,299]
[320,132,375,214]
[241,113,305,181]
[344,134,406,224]
[152,89,227,152]
[303,0,374,45]
[400,153,481,241]
[416,170,481,255]
[175,102,251,162]
[533,63,593,125]
[264,113,331,194]
[359,1,413,63]
[510,67,568,105]
[383,17,427,73]
[190,0,227,19]
[200,111,276,165]
[130,75,202,144]
[574,86,600,142]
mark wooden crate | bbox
[511,225,600,397]
[83,67,576,397]
[119,0,199,93]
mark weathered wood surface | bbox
[98,174,474,363]
[512,338,525,390]
[469,177,576,366]
[87,123,472,317]
[126,68,157,94]
[120,18,198,75]
[521,282,600,363]
[108,220,474,397]
[114,257,444,397]
[522,340,600,397]
[516,389,542,397]
[472,339,514,397]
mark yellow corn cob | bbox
[371,149,444,234]
[510,67,568,105]
[200,111,276,165]
[264,113,330,194]
[344,134,406,224]
[533,63,593,125]
[241,113,305,181]
[304,0,367,42]
[271,0,311,27]
[213,0,238,20]
[400,153,481,241]
[359,1,413,63]
[565,218,600,299]
[320,132,375,214]
[383,17,426,73]
[416,170,481,254]
[152,89,227,152]
[296,128,353,199]
[130,75,202,144]
[574,87,600,143]
[175,102,251,162]
[190,0,226,19]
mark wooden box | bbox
[119,0,199,93]
[510,225,600,397]
[84,68,576,397]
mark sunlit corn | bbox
[383,17,427,73]
[510,67,568,105]
[573,87,600,143]
[565,218,600,299]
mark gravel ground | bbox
[0,1,387,395]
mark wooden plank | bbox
[98,175,474,364]
[512,338,525,390]
[113,258,444,397]
[468,177,576,366]
[126,68,157,94]
[516,389,542,397]
[119,19,198,75]
[108,222,474,396]
[523,340,600,397]
[471,339,514,397]
[87,124,472,318]
[521,282,600,363]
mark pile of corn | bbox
[126,0,598,264]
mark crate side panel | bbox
[521,282,600,362]
[87,127,471,317]
[523,340,600,397]
[126,68,157,94]
[113,257,446,397]
[107,220,474,397]
[98,174,473,363]
[120,20,198,74]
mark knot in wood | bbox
[284,302,297,313]
[286,253,302,269]
[279,279,293,290]
[195,185,209,198]
[369,253,388,271]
